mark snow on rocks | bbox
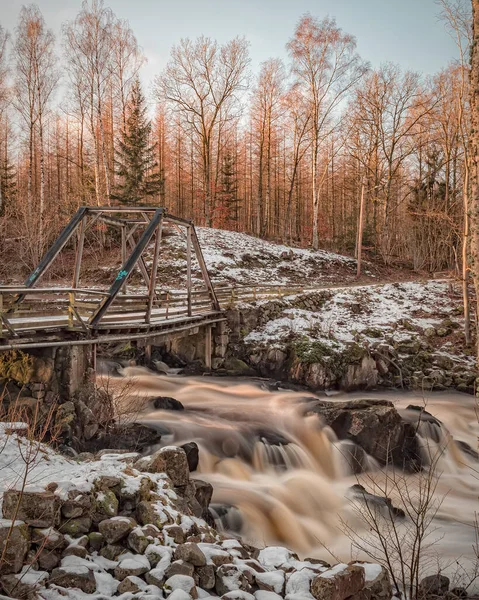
[0,427,390,600]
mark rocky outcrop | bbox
[305,398,422,470]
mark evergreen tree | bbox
[218,151,241,227]
[0,152,16,217]
[112,79,163,204]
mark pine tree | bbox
[112,79,163,205]
[218,151,241,227]
[0,152,16,216]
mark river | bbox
[101,368,479,583]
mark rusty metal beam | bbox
[89,209,164,327]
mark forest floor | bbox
[1,226,430,289]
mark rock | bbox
[50,566,96,593]
[255,570,285,595]
[152,396,185,411]
[223,357,256,376]
[100,543,127,560]
[32,527,65,551]
[348,484,405,518]
[311,564,365,600]
[98,516,135,544]
[59,516,92,536]
[174,542,207,567]
[62,543,88,558]
[196,564,216,589]
[0,568,49,599]
[192,480,213,519]
[0,520,30,574]
[340,356,378,391]
[154,446,190,485]
[117,575,146,594]
[216,564,252,596]
[164,525,187,544]
[182,441,199,472]
[2,490,59,528]
[308,399,421,470]
[164,574,198,599]
[425,327,436,338]
[136,501,164,527]
[114,552,150,581]
[222,592,255,600]
[128,527,151,554]
[62,491,91,519]
[37,549,61,570]
[419,574,450,596]
[354,563,391,599]
[133,456,154,472]
[87,531,105,552]
[92,489,119,522]
[166,560,195,578]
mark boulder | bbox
[117,575,146,594]
[50,566,96,593]
[98,516,135,544]
[37,549,61,570]
[62,491,91,519]
[182,441,199,472]
[192,480,213,519]
[164,525,187,544]
[419,574,450,597]
[87,532,105,552]
[153,446,189,485]
[308,399,421,470]
[0,520,30,575]
[196,564,216,590]
[164,574,198,599]
[92,489,119,522]
[100,543,127,560]
[174,542,207,567]
[127,526,152,554]
[216,564,252,596]
[114,552,150,581]
[166,560,195,578]
[59,517,92,536]
[2,490,59,528]
[0,568,49,599]
[152,396,184,411]
[311,565,365,600]
[32,527,65,551]
[354,563,391,599]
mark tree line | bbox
[0,0,471,277]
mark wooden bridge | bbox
[0,206,308,364]
[0,207,229,363]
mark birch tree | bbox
[157,35,250,226]
[287,14,367,249]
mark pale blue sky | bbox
[1,0,461,87]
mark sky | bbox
[1,0,461,90]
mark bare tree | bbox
[63,0,114,205]
[287,14,367,249]
[470,0,479,360]
[157,35,250,226]
[14,5,59,255]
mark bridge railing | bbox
[0,283,308,337]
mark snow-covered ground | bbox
[245,280,464,352]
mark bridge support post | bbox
[204,325,212,370]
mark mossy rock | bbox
[0,350,34,384]
[362,328,382,338]
[293,339,337,365]
[94,489,119,519]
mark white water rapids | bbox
[101,368,479,581]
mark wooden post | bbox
[92,344,97,374]
[146,217,163,324]
[145,343,152,362]
[356,178,367,278]
[72,216,86,290]
[68,292,74,329]
[186,226,192,316]
[204,325,212,369]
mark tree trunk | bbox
[470,0,479,360]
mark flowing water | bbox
[101,367,479,580]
